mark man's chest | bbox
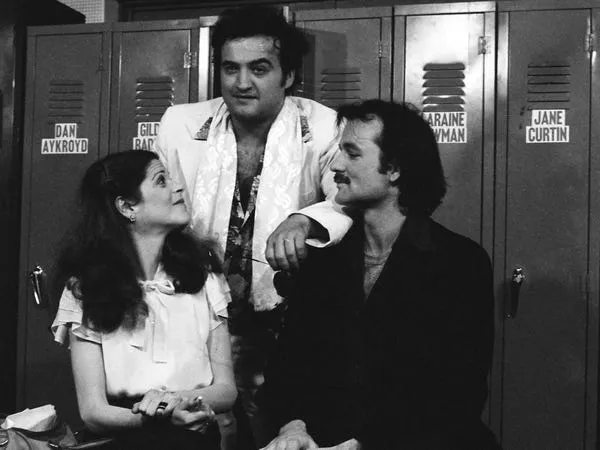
[236,144,265,205]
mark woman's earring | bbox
[129,214,136,223]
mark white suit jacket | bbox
[155,96,352,311]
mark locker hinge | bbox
[478,36,490,55]
[586,33,596,54]
[377,41,384,59]
[97,56,104,72]
[183,51,198,69]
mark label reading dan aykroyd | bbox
[41,123,88,154]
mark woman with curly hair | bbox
[51,150,236,449]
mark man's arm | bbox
[265,213,329,271]
[265,119,352,271]
[298,117,352,247]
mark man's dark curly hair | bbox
[211,5,309,94]
[337,100,447,217]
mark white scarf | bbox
[191,98,310,310]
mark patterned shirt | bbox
[224,153,264,328]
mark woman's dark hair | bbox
[55,150,221,333]
[337,100,447,217]
[211,5,309,94]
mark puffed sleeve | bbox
[204,272,232,329]
[51,286,102,345]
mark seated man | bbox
[261,100,501,450]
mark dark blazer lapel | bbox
[339,223,367,306]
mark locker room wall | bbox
[14,1,600,449]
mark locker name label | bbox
[41,123,88,154]
[133,122,159,151]
[423,112,466,144]
[526,110,569,143]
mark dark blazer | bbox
[263,216,501,450]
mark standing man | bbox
[263,100,501,450]
[155,6,351,449]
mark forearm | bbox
[180,382,237,414]
[196,321,236,414]
[79,403,145,434]
[70,333,146,434]
[297,201,352,246]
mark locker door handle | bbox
[506,267,525,319]
[29,265,48,308]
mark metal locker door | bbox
[398,7,495,246]
[17,27,110,424]
[110,21,202,154]
[294,7,392,108]
[496,9,591,449]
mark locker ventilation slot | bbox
[527,64,571,110]
[318,68,362,108]
[421,63,465,112]
[48,80,85,124]
[135,76,174,122]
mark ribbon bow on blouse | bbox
[129,278,175,363]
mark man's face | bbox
[331,118,399,208]
[220,35,294,123]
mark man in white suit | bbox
[155,5,350,449]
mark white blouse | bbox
[51,269,231,399]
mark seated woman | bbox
[51,150,237,449]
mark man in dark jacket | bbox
[261,100,501,450]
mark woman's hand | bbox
[132,388,183,418]
[171,397,216,432]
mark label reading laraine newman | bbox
[423,112,467,144]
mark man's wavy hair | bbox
[337,100,447,217]
[55,150,221,333]
[211,5,309,94]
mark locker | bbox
[17,20,212,425]
[18,26,111,425]
[0,0,83,414]
[293,7,392,106]
[394,2,496,247]
[494,5,599,449]
[109,20,204,153]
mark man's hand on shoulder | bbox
[261,420,318,450]
[266,214,320,271]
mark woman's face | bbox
[132,159,190,232]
